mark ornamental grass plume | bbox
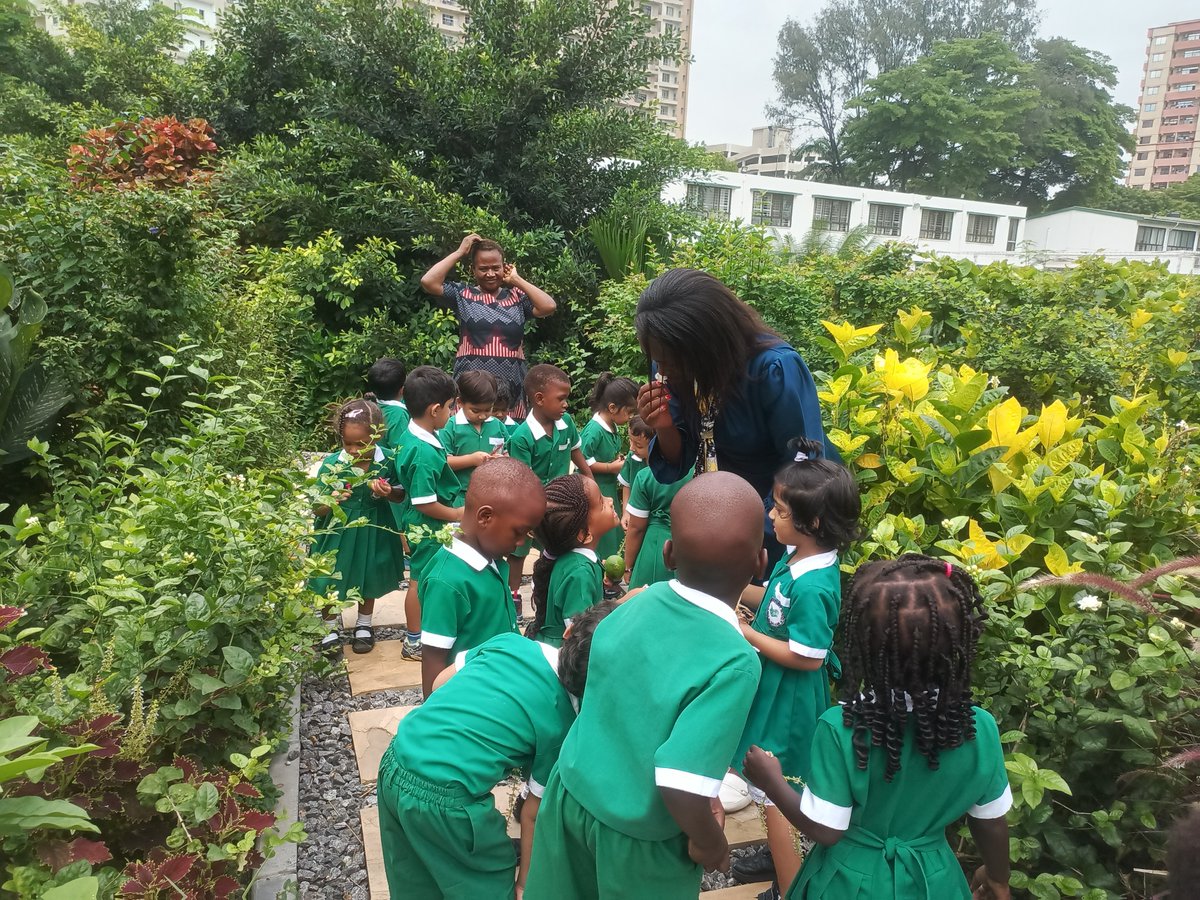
[1020,555,1200,616]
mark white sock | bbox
[325,617,339,632]
[356,613,372,628]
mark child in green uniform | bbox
[579,372,638,561]
[525,474,619,647]
[441,370,507,492]
[419,458,547,697]
[525,472,769,900]
[732,437,862,894]
[742,554,1012,900]
[367,357,409,450]
[505,363,595,614]
[379,600,618,900]
[395,366,464,660]
[623,465,693,589]
[309,398,407,654]
[492,382,519,440]
[618,416,653,531]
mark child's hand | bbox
[368,478,392,498]
[332,486,352,504]
[742,745,784,791]
[736,601,754,624]
[475,450,492,466]
[620,512,631,531]
[687,833,729,872]
[971,867,1010,900]
[637,382,673,431]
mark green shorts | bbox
[524,770,700,900]
[377,745,516,899]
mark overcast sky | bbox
[685,0,1193,145]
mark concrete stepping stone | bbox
[349,706,417,783]
[343,641,423,695]
[725,803,768,849]
[342,589,407,629]
[705,882,773,898]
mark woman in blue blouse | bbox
[635,268,836,567]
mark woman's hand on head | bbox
[636,382,673,431]
[501,263,519,285]
[458,233,482,255]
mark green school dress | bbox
[501,416,518,440]
[579,413,624,559]
[618,452,647,492]
[379,632,579,900]
[788,705,1013,900]
[625,467,693,588]
[378,400,410,450]
[438,410,507,493]
[733,550,841,784]
[394,422,464,580]
[419,539,517,656]
[506,413,581,558]
[536,548,604,647]
[308,447,406,602]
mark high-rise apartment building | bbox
[419,0,467,45]
[623,0,692,139]
[32,0,228,54]
[1129,18,1200,190]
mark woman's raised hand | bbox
[501,263,520,285]
[637,381,673,431]
[458,233,482,255]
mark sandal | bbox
[351,624,375,654]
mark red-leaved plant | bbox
[67,117,219,191]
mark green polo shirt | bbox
[501,416,519,440]
[554,580,759,841]
[438,410,508,492]
[378,399,410,450]
[389,632,577,799]
[421,539,518,656]
[506,413,581,483]
[395,421,464,533]
[536,548,604,648]
[618,452,647,489]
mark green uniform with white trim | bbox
[438,410,508,492]
[617,452,647,493]
[536,548,603,648]
[308,447,406,601]
[378,399,410,450]
[395,421,464,580]
[625,467,693,588]
[501,416,519,440]
[525,580,759,900]
[733,549,841,787]
[579,413,623,559]
[421,538,518,657]
[506,413,581,558]
[378,632,578,900]
[788,705,1013,900]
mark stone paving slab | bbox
[360,806,388,900]
[725,804,768,849]
[705,882,773,898]
[344,641,423,695]
[342,589,407,629]
[349,705,416,783]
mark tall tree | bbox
[769,0,1041,183]
[840,35,1037,198]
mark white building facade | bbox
[667,171,1027,264]
[706,126,806,179]
[1023,207,1200,274]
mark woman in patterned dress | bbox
[420,234,557,418]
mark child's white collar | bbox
[338,445,385,464]
[454,409,469,426]
[668,579,741,635]
[406,420,443,449]
[572,548,599,563]
[527,415,568,442]
[590,412,614,434]
[788,549,839,580]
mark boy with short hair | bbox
[524,472,767,900]
[378,599,619,900]
[367,357,409,449]
[492,381,519,440]
[395,366,464,660]
[440,370,507,492]
[505,364,594,608]
[420,458,547,696]
[619,415,653,531]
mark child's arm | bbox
[623,513,649,578]
[413,500,463,522]
[570,448,595,479]
[742,746,845,846]
[740,628,825,671]
[516,793,541,896]
[588,456,624,475]
[446,451,490,471]
[619,485,632,530]
[968,814,1011,899]
[421,646,451,699]
[659,789,729,871]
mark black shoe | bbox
[756,886,780,900]
[732,845,775,884]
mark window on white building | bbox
[641,3,652,14]
[1145,103,1158,111]
[1185,49,1200,58]
[752,191,794,228]
[1137,151,1150,160]
[442,13,454,25]
[1140,135,1151,144]
[1178,83,1198,91]
[868,203,904,236]
[660,103,676,116]
[1149,69,1163,78]
[1179,66,1200,75]
[1147,85,1160,95]
[1006,217,1020,252]
[965,214,998,244]
[1184,31,1200,40]
[1154,35,1168,45]
[813,198,853,232]
[1133,167,1148,176]
[920,209,954,241]
[661,88,676,100]
[1142,119,1155,128]
[686,183,732,220]
[1135,226,1166,251]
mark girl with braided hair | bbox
[526,475,618,647]
[309,397,407,654]
[743,554,1013,900]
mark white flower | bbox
[1074,594,1103,612]
[1177,420,1188,430]
[25,516,38,526]
[1169,617,1187,630]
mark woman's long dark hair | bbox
[634,268,781,415]
[525,475,591,640]
[839,554,987,781]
